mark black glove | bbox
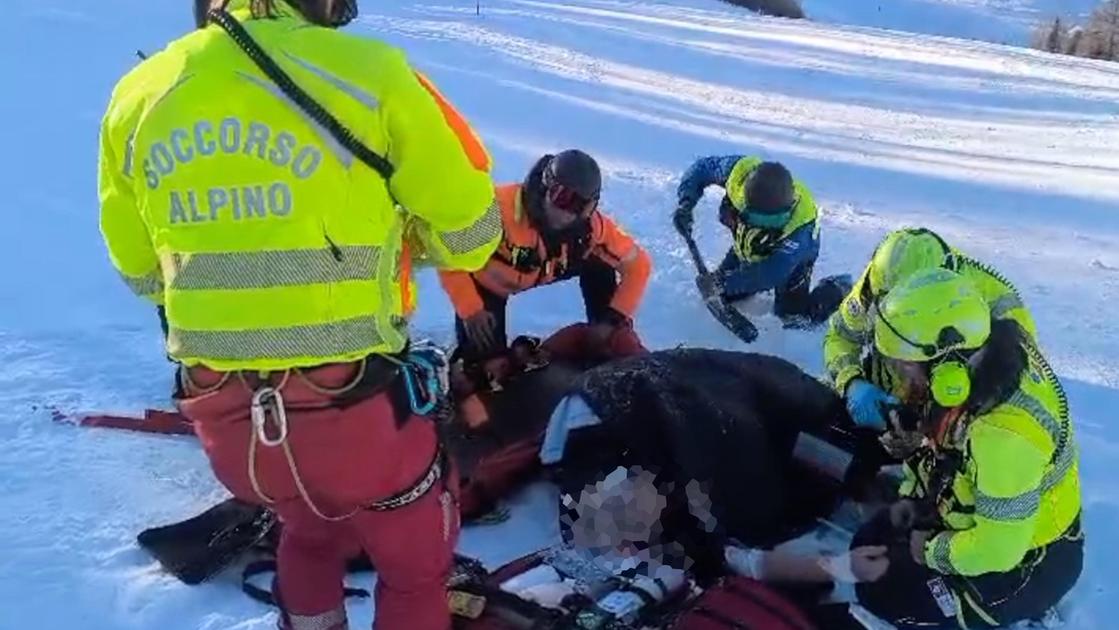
[718,197,740,230]
[673,202,695,235]
[462,311,499,354]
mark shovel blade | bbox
[695,276,759,343]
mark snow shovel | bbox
[678,228,759,343]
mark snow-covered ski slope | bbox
[2,1,1118,628]
[800,0,1100,45]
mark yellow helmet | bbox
[869,228,952,296]
[875,269,991,407]
[874,268,990,363]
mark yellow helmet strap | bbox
[875,303,940,358]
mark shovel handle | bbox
[677,226,711,277]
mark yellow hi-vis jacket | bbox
[900,342,1080,578]
[99,2,500,371]
[824,246,1038,395]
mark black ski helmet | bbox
[544,149,602,204]
[744,161,795,214]
[196,1,358,28]
[329,0,359,26]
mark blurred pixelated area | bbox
[559,465,720,575]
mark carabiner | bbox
[250,386,288,447]
[401,356,438,416]
[410,340,450,395]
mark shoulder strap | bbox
[207,9,395,182]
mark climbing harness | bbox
[243,348,450,522]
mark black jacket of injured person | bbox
[551,348,856,579]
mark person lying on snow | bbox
[439,150,652,363]
[99,1,503,629]
[133,329,873,608]
[826,226,1039,432]
[443,325,649,518]
[672,155,849,326]
[540,346,875,585]
[728,269,1083,630]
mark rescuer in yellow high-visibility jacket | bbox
[98,3,501,629]
[722,270,1082,630]
[100,0,500,372]
[825,227,1038,431]
[853,269,1080,629]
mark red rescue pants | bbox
[178,362,459,630]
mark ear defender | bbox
[930,359,971,408]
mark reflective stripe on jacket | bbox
[99,1,500,370]
[898,344,1080,576]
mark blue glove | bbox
[845,379,897,430]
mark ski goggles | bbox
[542,172,599,216]
[742,200,796,229]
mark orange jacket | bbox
[439,184,651,320]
